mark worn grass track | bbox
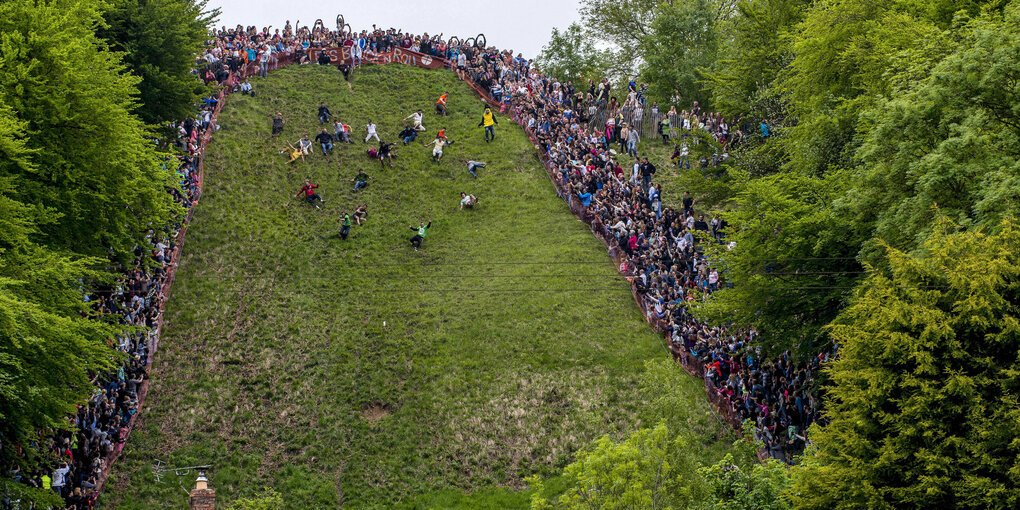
[103,64,722,509]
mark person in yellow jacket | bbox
[478,107,498,142]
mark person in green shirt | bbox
[409,218,432,251]
[350,170,369,191]
[660,116,671,143]
[339,212,352,240]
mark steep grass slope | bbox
[104,64,721,508]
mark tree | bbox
[641,0,720,108]
[98,0,218,125]
[700,425,791,510]
[848,2,1020,258]
[225,487,284,510]
[535,23,624,84]
[0,0,183,260]
[704,0,809,118]
[791,218,1020,508]
[0,98,121,500]
[528,423,708,510]
[694,171,864,354]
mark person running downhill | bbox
[365,120,380,142]
[295,179,324,209]
[478,107,498,142]
[272,112,285,135]
[339,211,352,240]
[435,92,448,116]
[409,218,431,251]
[424,135,449,163]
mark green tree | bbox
[0,99,121,502]
[0,0,183,260]
[791,218,1020,508]
[528,423,708,510]
[98,0,218,125]
[700,425,790,510]
[641,0,720,108]
[695,171,864,353]
[705,0,809,118]
[535,23,624,84]
[225,487,284,510]
[848,2,1020,257]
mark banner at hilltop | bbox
[308,47,447,70]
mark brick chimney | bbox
[189,472,215,510]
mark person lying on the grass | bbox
[353,204,367,225]
[298,133,313,155]
[399,124,418,145]
[423,135,449,163]
[295,179,324,208]
[318,102,332,124]
[351,170,369,191]
[283,142,304,163]
[459,192,477,210]
[334,120,352,143]
[377,141,395,167]
[315,129,334,155]
[466,159,486,178]
[409,218,431,250]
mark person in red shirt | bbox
[295,179,324,209]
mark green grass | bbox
[103,64,724,509]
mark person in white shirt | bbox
[404,109,425,131]
[365,121,379,142]
[459,192,477,210]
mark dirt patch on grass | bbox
[360,402,392,425]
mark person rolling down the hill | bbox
[282,142,304,163]
[298,133,313,155]
[436,92,448,116]
[272,112,285,135]
[365,121,380,143]
[409,218,431,251]
[334,120,352,143]
[350,170,369,191]
[404,109,426,132]
[459,192,477,210]
[353,204,367,225]
[318,102,332,124]
[399,124,418,145]
[424,135,450,163]
[478,107,498,142]
[339,211,352,240]
[315,129,334,156]
[295,179,324,209]
[466,160,486,178]
[378,141,396,167]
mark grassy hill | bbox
[103,64,724,509]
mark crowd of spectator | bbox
[7,21,836,509]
